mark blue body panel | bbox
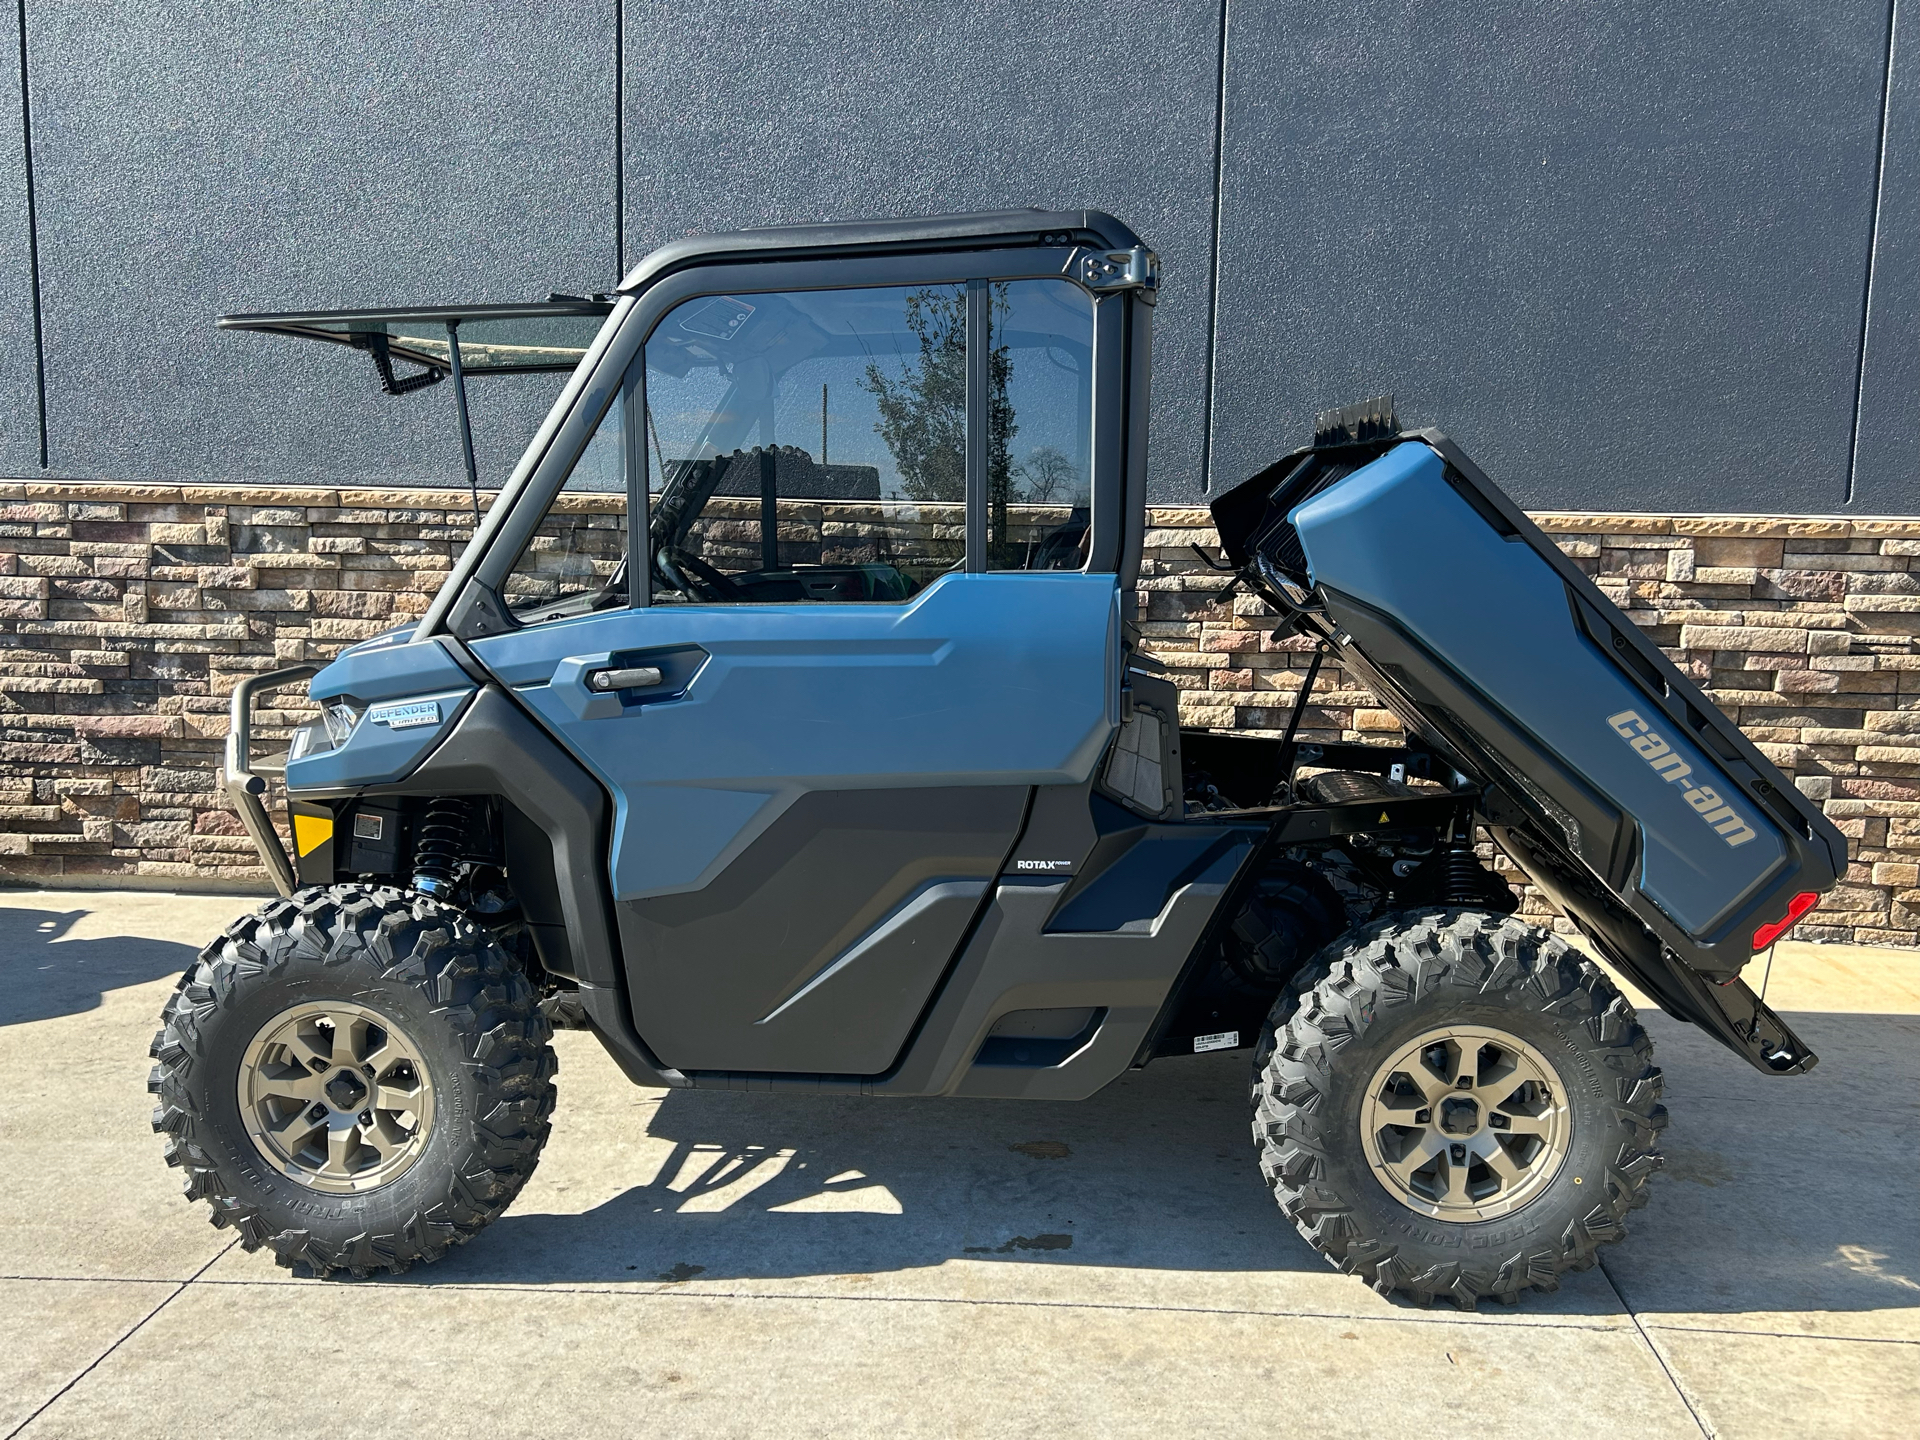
[286,637,478,791]
[470,572,1122,901]
[307,635,469,704]
[1292,443,1788,936]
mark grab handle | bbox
[587,666,663,692]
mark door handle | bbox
[587,666,663,692]
[551,649,702,721]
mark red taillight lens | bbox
[1753,891,1819,951]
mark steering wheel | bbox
[660,545,749,602]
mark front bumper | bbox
[222,663,317,897]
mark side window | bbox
[499,382,633,623]
[985,279,1095,571]
[641,277,1097,604]
[644,285,966,603]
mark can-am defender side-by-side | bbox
[152,210,1844,1306]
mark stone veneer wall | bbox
[2,481,1914,946]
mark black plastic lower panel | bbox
[618,786,1027,1075]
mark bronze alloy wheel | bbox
[1359,1023,1572,1221]
[237,1000,437,1195]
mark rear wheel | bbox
[1251,909,1666,1307]
[1223,862,1345,992]
[149,884,557,1277]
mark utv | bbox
[152,209,1844,1307]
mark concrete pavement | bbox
[1,890,1914,1438]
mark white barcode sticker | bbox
[1193,1030,1239,1053]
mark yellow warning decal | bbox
[292,812,333,857]
[1379,811,1390,822]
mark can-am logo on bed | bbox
[1607,711,1757,847]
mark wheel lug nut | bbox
[1450,1143,1466,1163]
[1455,1077,1473,1089]
[1414,1108,1432,1125]
[359,1110,373,1125]
[1490,1113,1509,1129]
[309,1059,327,1072]
[307,1104,327,1121]
[363,1064,376,1077]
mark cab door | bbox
[462,222,1154,1075]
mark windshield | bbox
[217,301,615,377]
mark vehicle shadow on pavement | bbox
[445,1012,1918,1322]
[454,1049,1329,1288]
[0,904,197,1027]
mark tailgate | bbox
[1212,422,1847,1073]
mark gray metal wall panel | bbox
[1850,4,1915,515]
[27,3,616,486]
[1209,2,1892,514]
[620,1,1224,504]
[0,2,40,474]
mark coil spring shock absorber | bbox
[1444,814,1486,907]
[411,797,471,899]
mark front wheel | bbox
[148,885,557,1277]
[1251,910,1666,1308]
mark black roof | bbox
[616,208,1145,295]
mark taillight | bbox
[1753,891,1818,951]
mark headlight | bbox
[322,701,362,747]
[288,722,321,761]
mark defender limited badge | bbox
[367,699,442,730]
[1607,710,1756,847]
